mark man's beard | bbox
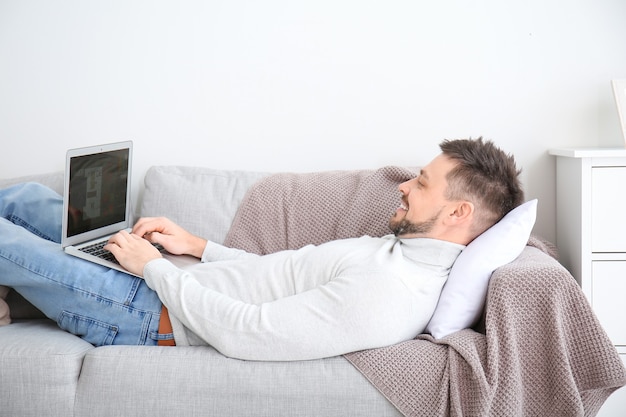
[389,211,440,237]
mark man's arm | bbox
[134,216,259,263]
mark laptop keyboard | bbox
[80,240,165,265]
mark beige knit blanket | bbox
[225,166,417,254]
[224,167,626,416]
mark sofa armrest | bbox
[481,244,626,415]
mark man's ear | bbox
[446,201,474,225]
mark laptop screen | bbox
[66,148,130,238]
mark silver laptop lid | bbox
[61,141,133,248]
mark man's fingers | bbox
[132,217,168,238]
[105,231,143,253]
[108,230,129,245]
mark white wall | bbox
[1,0,626,242]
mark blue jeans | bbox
[0,182,171,346]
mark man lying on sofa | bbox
[0,138,523,361]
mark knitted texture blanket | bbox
[223,167,626,416]
[225,166,417,254]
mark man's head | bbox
[389,137,524,245]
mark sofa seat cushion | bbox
[75,345,401,417]
[0,319,93,417]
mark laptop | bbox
[60,141,145,275]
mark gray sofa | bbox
[1,166,625,417]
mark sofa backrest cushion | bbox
[140,166,269,244]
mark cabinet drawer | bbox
[592,167,626,252]
[592,261,626,345]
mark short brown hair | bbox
[439,137,524,235]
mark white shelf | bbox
[549,148,626,158]
[552,149,626,417]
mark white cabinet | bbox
[550,148,626,417]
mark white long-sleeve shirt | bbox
[143,235,463,361]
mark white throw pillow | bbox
[425,199,538,339]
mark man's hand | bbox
[104,230,163,277]
[131,217,207,259]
